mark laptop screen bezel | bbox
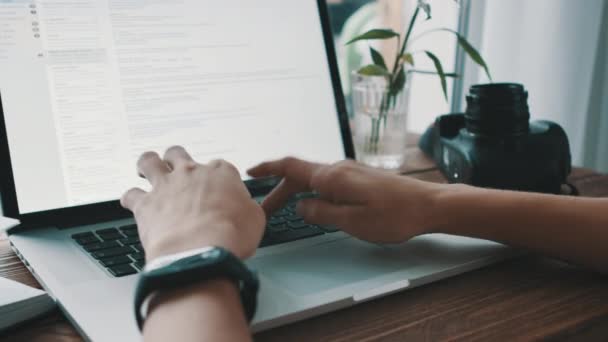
[0,0,354,229]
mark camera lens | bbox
[465,83,530,136]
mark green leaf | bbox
[456,35,492,81]
[357,64,390,77]
[417,1,432,20]
[346,29,400,45]
[390,68,406,95]
[412,28,492,81]
[400,53,415,66]
[441,29,492,81]
[424,51,448,101]
[369,47,387,70]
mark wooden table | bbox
[2,140,608,341]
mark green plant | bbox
[347,0,491,100]
[346,0,491,154]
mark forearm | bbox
[431,184,608,273]
[144,279,251,342]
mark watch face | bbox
[134,245,257,330]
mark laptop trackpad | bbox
[249,238,427,296]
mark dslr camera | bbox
[420,83,571,194]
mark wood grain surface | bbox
[1,143,607,341]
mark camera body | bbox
[420,84,571,194]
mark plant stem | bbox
[369,117,379,154]
[367,7,420,157]
[390,7,419,81]
[385,7,418,101]
[377,85,389,153]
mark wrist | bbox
[426,183,475,234]
[144,278,249,338]
[145,219,244,261]
[146,278,241,324]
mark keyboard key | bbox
[92,247,134,259]
[133,244,145,254]
[101,233,124,241]
[133,260,145,271]
[96,228,124,240]
[129,253,145,261]
[84,241,120,252]
[287,220,309,229]
[100,256,132,267]
[285,215,302,222]
[74,235,101,246]
[96,228,119,235]
[72,232,94,239]
[273,209,290,217]
[108,264,137,277]
[259,227,324,247]
[119,224,137,232]
[267,225,288,233]
[268,217,285,226]
[119,237,140,246]
[123,230,139,237]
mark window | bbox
[327,0,461,133]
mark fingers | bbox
[137,151,170,185]
[207,158,225,169]
[260,178,305,215]
[296,198,362,227]
[121,187,146,211]
[163,146,194,169]
[247,161,276,178]
[249,157,325,216]
[248,157,323,184]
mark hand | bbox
[248,158,444,244]
[121,146,265,261]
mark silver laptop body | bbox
[0,1,513,340]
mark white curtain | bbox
[460,0,608,171]
[583,1,608,172]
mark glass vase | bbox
[351,72,411,169]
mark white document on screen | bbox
[0,0,345,214]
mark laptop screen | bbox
[0,0,346,214]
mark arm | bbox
[143,280,250,342]
[434,185,608,273]
[121,146,265,342]
[248,158,608,274]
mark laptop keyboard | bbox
[259,199,339,247]
[72,196,340,277]
[71,225,144,277]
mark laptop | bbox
[0,0,514,340]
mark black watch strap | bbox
[133,247,259,331]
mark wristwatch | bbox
[133,246,259,331]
